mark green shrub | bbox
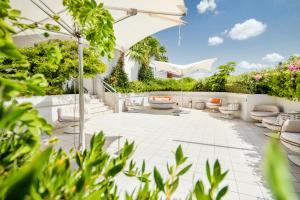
[194,62,236,92]
[105,52,129,88]
[0,39,107,95]
[138,65,155,82]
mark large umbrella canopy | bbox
[9,0,186,150]
[153,58,217,77]
[11,0,186,51]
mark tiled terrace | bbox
[52,108,300,200]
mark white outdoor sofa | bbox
[280,120,300,166]
[148,96,174,109]
[250,105,280,126]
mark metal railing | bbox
[97,78,119,112]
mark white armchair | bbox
[219,103,240,119]
[206,98,222,112]
[280,120,300,166]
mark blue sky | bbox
[154,0,300,75]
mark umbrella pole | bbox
[180,77,183,111]
[78,37,85,151]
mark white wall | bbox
[124,56,140,81]
[17,94,89,125]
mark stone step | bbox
[88,100,105,106]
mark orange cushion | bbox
[153,96,172,101]
[211,98,221,104]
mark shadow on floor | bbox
[203,109,300,197]
[42,132,121,152]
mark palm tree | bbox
[129,36,168,81]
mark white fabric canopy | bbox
[153,58,217,77]
[9,0,186,150]
[10,0,186,51]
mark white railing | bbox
[97,78,119,112]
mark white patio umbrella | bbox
[10,0,186,150]
[153,58,217,113]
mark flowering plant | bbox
[288,65,300,72]
[253,73,263,81]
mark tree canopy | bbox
[129,36,168,82]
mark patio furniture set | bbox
[147,96,300,165]
[148,96,240,119]
[250,104,300,166]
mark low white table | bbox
[195,101,205,110]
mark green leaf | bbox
[142,160,145,173]
[106,163,124,177]
[216,186,228,200]
[177,164,192,176]
[194,181,208,200]
[263,139,297,200]
[213,160,221,176]
[153,167,164,192]
[170,178,179,194]
[206,161,212,184]
[8,9,21,17]
[2,148,52,199]
[175,145,184,166]
[84,190,102,200]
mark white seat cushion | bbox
[219,106,228,111]
[206,102,221,107]
[250,111,278,117]
[262,117,277,125]
[281,132,300,145]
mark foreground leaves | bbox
[263,139,297,200]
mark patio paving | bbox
[52,108,300,200]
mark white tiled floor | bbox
[59,108,300,200]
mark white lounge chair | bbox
[250,105,280,127]
[206,98,222,112]
[280,120,300,166]
[262,113,300,138]
[219,103,240,119]
[124,97,144,112]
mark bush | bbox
[105,52,129,88]
[0,39,107,95]
[116,78,197,93]
[138,65,155,82]
[193,62,236,92]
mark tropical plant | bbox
[129,36,168,82]
[105,52,129,88]
[0,39,107,94]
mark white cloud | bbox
[239,61,267,69]
[228,19,267,40]
[208,36,224,46]
[197,0,217,14]
[262,53,284,63]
